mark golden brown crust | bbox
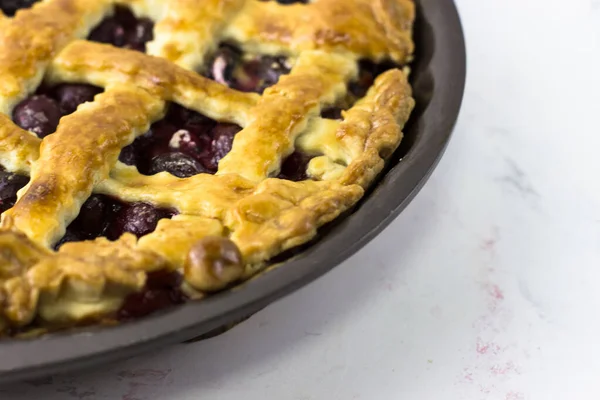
[224,0,415,63]
[138,215,224,268]
[0,0,415,331]
[0,0,109,114]
[226,179,364,264]
[147,0,246,70]
[3,86,166,247]
[0,114,40,174]
[338,69,415,187]
[217,51,357,181]
[48,41,259,126]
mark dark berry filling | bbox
[0,0,39,16]
[119,103,242,176]
[12,84,102,138]
[320,60,399,120]
[56,194,175,249]
[0,169,29,214]
[52,84,103,115]
[117,269,187,321]
[12,95,61,138]
[277,151,313,182]
[88,6,154,52]
[148,152,208,178]
[349,60,398,98]
[107,201,174,239]
[320,107,343,120]
[205,44,291,94]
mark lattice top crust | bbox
[0,0,414,334]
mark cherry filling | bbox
[88,6,154,52]
[56,194,175,249]
[0,169,29,214]
[350,60,399,98]
[205,44,291,94]
[12,84,103,138]
[119,103,242,177]
[321,60,400,120]
[120,103,313,181]
[277,151,313,181]
[117,269,187,321]
[0,0,40,16]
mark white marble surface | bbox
[3,0,600,399]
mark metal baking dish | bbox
[0,0,466,383]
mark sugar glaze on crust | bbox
[0,0,415,332]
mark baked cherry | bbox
[0,171,28,214]
[70,195,113,238]
[12,95,61,138]
[109,202,170,239]
[54,230,86,250]
[148,152,209,178]
[88,6,154,52]
[112,4,137,27]
[166,104,215,134]
[125,18,154,51]
[88,17,126,47]
[118,143,138,166]
[208,45,241,87]
[121,103,242,177]
[321,107,343,120]
[239,56,290,93]
[168,129,211,156]
[57,194,122,248]
[0,0,39,16]
[130,120,179,171]
[52,84,102,115]
[146,120,179,147]
[206,44,290,93]
[322,60,401,117]
[208,123,241,169]
[118,270,186,321]
[58,194,174,245]
[349,60,398,98]
[11,84,103,138]
[278,151,312,181]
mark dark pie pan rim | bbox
[0,0,466,384]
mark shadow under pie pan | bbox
[0,0,466,383]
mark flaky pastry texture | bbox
[0,0,415,332]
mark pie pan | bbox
[0,0,466,383]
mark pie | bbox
[0,0,415,336]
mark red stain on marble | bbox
[490,361,520,376]
[463,369,474,383]
[476,337,501,355]
[481,238,497,252]
[479,384,493,394]
[457,226,524,396]
[489,284,505,300]
[482,283,506,313]
[480,226,500,254]
[476,338,490,355]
